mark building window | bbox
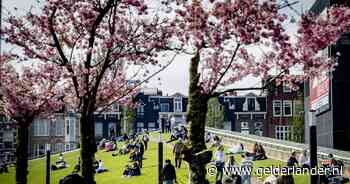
[33,119,49,136]
[66,120,70,135]
[148,122,155,129]
[160,103,170,112]
[106,113,116,119]
[112,103,119,112]
[273,101,282,117]
[243,99,248,111]
[137,105,144,116]
[283,85,291,93]
[293,100,303,116]
[153,103,159,110]
[55,119,64,136]
[240,122,249,135]
[174,98,182,112]
[247,98,255,111]
[229,102,235,110]
[283,101,293,117]
[275,125,291,140]
[254,122,263,136]
[95,123,103,137]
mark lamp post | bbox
[309,111,318,184]
[158,132,163,184]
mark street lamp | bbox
[308,110,318,184]
[158,131,163,184]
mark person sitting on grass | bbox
[96,160,108,173]
[227,143,244,155]
[131,162,141,176]
[298,150,310,169]
[254,143,267,160]
[52,153,67,171]
[287,151,299,168]
[134,147,143,168]
[123,164,132,177]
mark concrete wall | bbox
[206,127,350,176]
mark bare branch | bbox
[208,43,241,95]
[210,69,287,98]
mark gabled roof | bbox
[171,92,186,97]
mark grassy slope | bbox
[0,133,309,184]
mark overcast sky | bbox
[1,0,316,96]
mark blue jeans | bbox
[163,180,173,184]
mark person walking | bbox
[240,152,253,184]
[215,145,225,183]
[173,139,185,168]
[162,159,177,184]
[143,132,149,151]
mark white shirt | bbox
[298,154,309,165]
[216,151,225,162]
[98,161,104,170]
[264,175,277,184]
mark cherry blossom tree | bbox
[0,56,64,184]
[163,0,350,183]
[1,0,174,183]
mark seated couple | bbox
[123,162,141,177]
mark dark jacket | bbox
[162,164,176,181]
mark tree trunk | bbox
[185,53,212,184]
[16,125,29,184]
[80,100,97,184]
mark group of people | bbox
[51,153,67,170]
[169,125,188,142]
[122,130,149,178]
[212,140,255,184]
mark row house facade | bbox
[94,103,122,141]
[219,93,267,136]
[28,112,80,158]
[264,80,304,141]
[133,89,188,132]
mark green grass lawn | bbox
[0,133,310,183]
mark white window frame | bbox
[275,125,291,140]
[283,101,293,117]
[273,100,282,117]
[174,97,182,112]
[240,122,249,134]
[160,103,170,112]
[137,105,144,116]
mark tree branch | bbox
[208,44,241,95]
[210,69,287,98]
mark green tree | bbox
[123,107,136,134]
[292,115,304,143]
[206,98,225,129]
